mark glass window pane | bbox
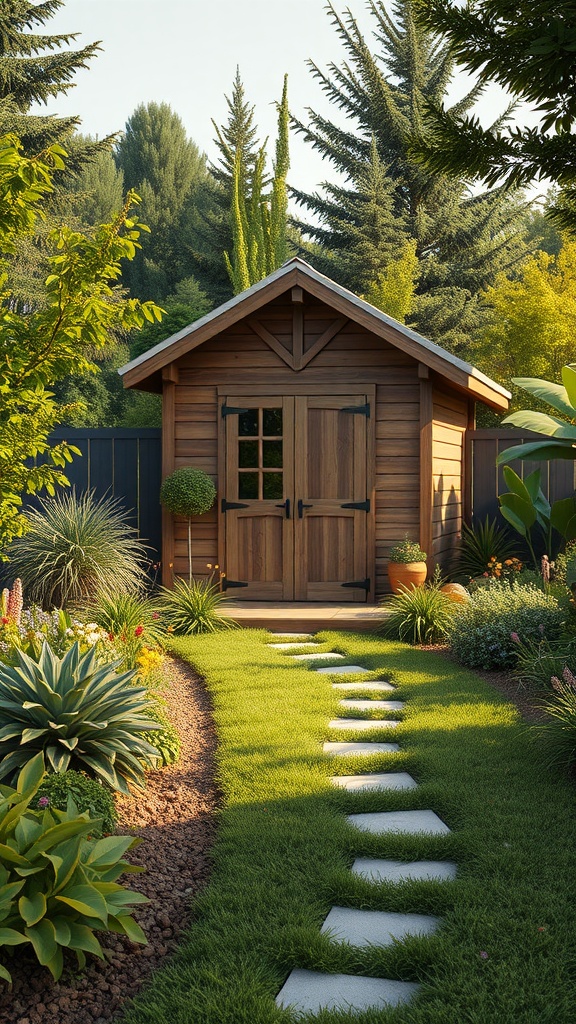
[263,408,282,435]
[239,440,259,468]
[262,440,283,468]
[263,472,283,499]
[239,410,258,436]
[238,472,259,499]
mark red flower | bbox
[1,616,9,625]
[134,625,144,638]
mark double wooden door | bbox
[222,393,373,601]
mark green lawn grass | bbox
[120,630,576,1024]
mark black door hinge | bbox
[341,578,371,591]
[221,498,249,512]
[222,578,248,590]
[221,403,249,418]
[341,499,370,512]
[341,402,370,417]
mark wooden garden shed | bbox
[120,258,510,602]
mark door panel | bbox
[294,395,368,602]
[224,397,294,600]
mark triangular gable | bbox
[119,257,510,410]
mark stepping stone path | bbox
[332,680,396,691]
[328,718,399,730]
[268,641,319,650]
[266,630,456,1017]
[331,772,418,792]
[338,699,405,711]
[323,741,401,756]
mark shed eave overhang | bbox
[119,257,510,411]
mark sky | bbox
[39,0,525,201]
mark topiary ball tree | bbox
[160,468,216,582]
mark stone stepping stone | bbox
[329,718,399,730]
[338,699,405,712]
[268,642,319,650]
[323,741,401,756]
[292,651,344,661]
[348,809,450,836]
[321,906,440,948]
[317,664,369,674]
[330,772,417,792]
[275,969,420,1013]
[269,632,314,638]
[332,680,396,692]
[352,858,457,884]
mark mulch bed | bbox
[0,657,219,1024]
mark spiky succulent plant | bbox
[0,641,160,793]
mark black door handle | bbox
[275,498,291,519]
[297,499,313,518]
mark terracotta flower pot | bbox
[387,561,427,594]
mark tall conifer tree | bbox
[293,0,529,352]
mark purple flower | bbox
[479,951,489,960]
[37,796,50,808]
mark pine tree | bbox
[115,102,208,302]
[0,0,106,159]
[364,240,419,322]
[293,0,529,352]
[224,75,290,294]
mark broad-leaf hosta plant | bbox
[0,642,160,793]
[0,753,147,983]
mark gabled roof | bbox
[119,257,510,410]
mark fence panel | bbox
[468,429,576,522]
[18,428,162,562]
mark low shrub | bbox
[449,580,564,670]
[160,577,237,635]
[379,577,456,644]
[0,641,161,792]
[0,754,147,983]
[456,516,520,581]
[35,769,118,835]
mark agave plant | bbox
[457,516,520,579]
[7,489,149,609]
[0,642,160,792]
[0,753,147,983]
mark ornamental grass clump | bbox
[0,641,160,792]
[0,753,147,983]
[449,580,564,670]
[379,572,456,644]
[7,490,149,609]
[88,590,165,670]
[160,576,236,635]
[540,668,576,771]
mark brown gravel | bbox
[0,657,219,1024]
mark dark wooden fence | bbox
[466,429,576,522]
[22,428,162,561]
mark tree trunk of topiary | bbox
[188,517,192,584]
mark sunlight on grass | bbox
[119,629,576,1024]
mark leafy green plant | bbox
[0,642,160,792]
[498,465,576,565]
[160,468,216,582]
[35,770,118,836]
[449,580,564,669]
[160,577,237,635]
[457,516,520,579]
[379,574,456,644]
[7,490,149,609]
[388,535,427,562]
[513,635,576,691]
[87,590,165,669]
[0,753,147,983]
[497,365,576,464]
[142,703,181,767]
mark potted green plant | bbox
[387,535,428,593]
[160,467,216,583]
